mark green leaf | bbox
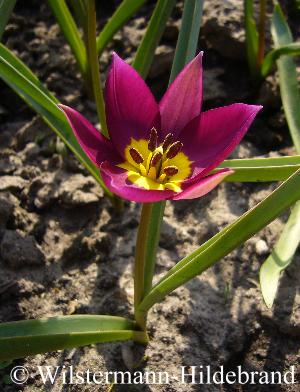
[0,43,57,101]
[244,0,259,79]
[0,43,112,198]
[86,0,108,137]
[170,0,204,81]
[216,155,300,182]
[0,315,148,361]
[47,0,87,79]
[260,201,300,308]
[259,2,300,307]
[137,168,300,315]
[271,3,300,152]
[0,361,12,370]
[133,0,176,79]
[0,0,17,41]
[262,42,300,78]
[96,0,146,55]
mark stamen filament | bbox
[139,164,147,177]
[148,166,157,180]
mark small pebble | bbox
[255,239,269,255]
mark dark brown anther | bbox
[129,148,144,164]
[166,141,183,159]
[148,127,158,151]
[162,133,174,152]
[164,165,179,176]
[150,151,163,166]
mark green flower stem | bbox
[86,0,108,137]
[257,0,266,70]
[244,0,259,80]
[134,202,165,329]
[134,203,153,329]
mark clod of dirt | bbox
[0,194,15,230]
[0,150,22,174]
[202,0,245,60]
[258,75,281,109]
[26,173,57,209]
[15,116,50,149]
[0,230,45,269]
[62,230,111,265]
[148,45,174,79]
[0,175,28,194]
[58,174,103,207]
[203,67,226,102]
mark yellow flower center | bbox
[117,129,192,192]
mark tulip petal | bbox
[100,162,174,203]
[180,103,262,181]
[59,104,120,166]
[172,169,232,200]
[105,53,160,157]
[159,52,203,139]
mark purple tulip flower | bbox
[59,53,262,203]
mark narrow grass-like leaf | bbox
[0,43,57,100]
[260,201,300,308]
[137,169,300,315]
[259,3,300,307]
[68,0,87,29]
[0,44,112,197]
[133,0,176,78]
[0,0,17,41]
[0,315,147,361]
[46,0,87,81]
[271,3,300,151]
[217,155,300,182]
[170,0,204,81]
[244,0,259,79]
[96,0,146,55]
[261,42,300,78]
[47,0,87,79]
